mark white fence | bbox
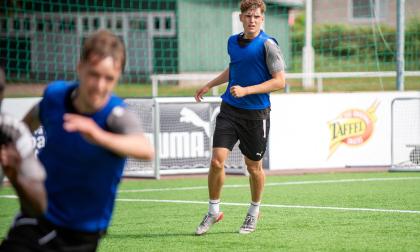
[151,71,420,95]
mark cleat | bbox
[195,212,224,235]
[239,213,259,234]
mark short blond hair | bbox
[80,29,126,72]
[240,0,266,13]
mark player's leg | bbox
[208,147,230,201]
[195,114,237,235]
[237,118,270,234]
[0,214,52,252]
[195,148,229,235]
[206,147,229,217]
[245,157,265,204]
[237,157,265,234]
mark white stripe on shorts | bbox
[38,230,57,245]
[263,119,266,138]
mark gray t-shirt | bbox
[264,38,286,74]
[106,106,143,134]
[237,33,286,74]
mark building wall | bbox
[313,0,420,27]
[406,0,420,21]
[178,0,291,72]
[178,0,232,72]
[313,0,349,26]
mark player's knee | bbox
[210,158,224,171]
[246,163,263,175]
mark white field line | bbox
[118,177,420,193]
[1,194,420,215]
[2,177,420,215]
[0,195,17,199]
[115,198,420,214]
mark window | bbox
[129,19,147,31]
[59,19,76,32]
[0,18,7,32]
[149,13,175,36]
[351,0,388,20]
[353,0,375,18]
[93,18,100,30]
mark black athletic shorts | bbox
[0,214,105,252]
[212,112,270,161]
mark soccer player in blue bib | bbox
[0,30,154,251]
[194,0,286,235]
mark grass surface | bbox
[1,172,420,251]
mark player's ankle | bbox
[208,199,220,215]
[247,201,260,217]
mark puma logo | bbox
[256,152,262,157]
[180,107,211,137]
[179,107,221,138]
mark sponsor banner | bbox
[269,91,420,170]
[9,91,418,172]
[1,97,41,120]
[2,97,247,175]
[125,100,247,173]
[151,102,213,170]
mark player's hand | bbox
[230,85,248,98]
[0,143,22,183]
[63,113,102,144]
[0,114,34,159]
[195,86,210,102]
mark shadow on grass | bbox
[106,227,282,240]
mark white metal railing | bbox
[151,71,420,95]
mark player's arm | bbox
[23,103,41,132]
[0,114,46,216]
[230,39,286,98]
[195,68,229,102]
[63,107,154,160]
[1,145,47,216]
[230,71,285,98]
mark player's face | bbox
[76,56,122,112]
[240,7,264,39]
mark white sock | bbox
[208,199,220,215]
[247,201,260,217]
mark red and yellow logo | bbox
[328,101,379,158]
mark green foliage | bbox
[291,18,420,72]
[290,11,305,33]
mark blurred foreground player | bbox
[1,30,154,252]
[0,67,47,249]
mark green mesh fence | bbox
[290,0,420,73]
[0,0,419,86]
[0,0,290,84]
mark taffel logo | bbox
[328,101,379,158]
